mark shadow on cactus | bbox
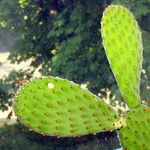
[14,5,150,150]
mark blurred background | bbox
[0,0,150,149]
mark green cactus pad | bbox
[14,76,121,137]
[101,5,143,108]
[119,105,150,150]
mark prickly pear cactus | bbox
[101,5,143,108]
[14,5,149,150]
[119,106,150,150]
[101,5,150,149]
[14,76,121,137]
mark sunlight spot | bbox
[48,83,54,89]
[24,15,28,20]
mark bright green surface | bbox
[101,5,143,108]
[14,76,120,137]
[119,105,150,150]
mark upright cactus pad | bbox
[119,105,150,150]
[101,5,143,108]
[14,76,121,137]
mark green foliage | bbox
[48,1,115,93]
[112,0,150,19]
[0,0,117,95]
[0,0,21,31]
[15,76,120,137]
[0,70,32,113]
[101,5,143,108]
[0,0,59,68]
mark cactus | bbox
[119,106,150,149]
[101,5,150,150]
[14,76,121,137]
[14,4,149,150]
[101,5,143,108]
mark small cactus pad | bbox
[14,76,121,137]
[101,5,143,108]
[119,105,150,150]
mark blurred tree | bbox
[112,0,150,19]
[0,0,116,95]
[140,30,150,106]
[0,0,150,107]
[48,0,116,94]
[0,70,32,115]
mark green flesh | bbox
[101,5,143,108]
[119,105,150,150]
[14,76,120,137]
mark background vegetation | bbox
[0,0,150,149]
